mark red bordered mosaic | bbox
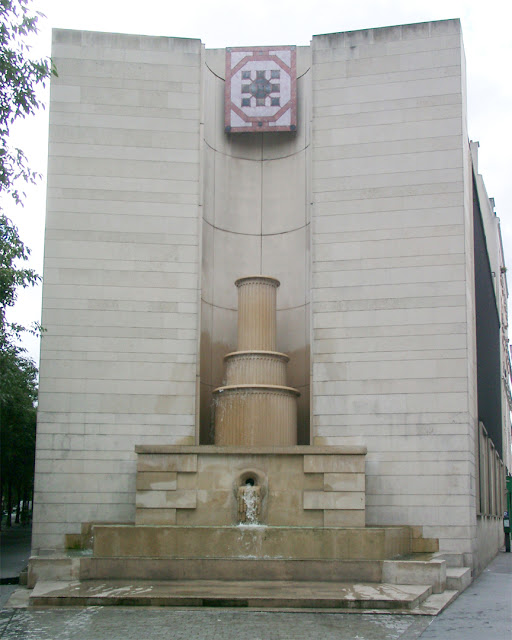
[225,46,297,133]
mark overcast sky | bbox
[3,0,511,366]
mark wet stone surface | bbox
[0,608,432,640]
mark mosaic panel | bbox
[224,46,297,133]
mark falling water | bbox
[242,485,259,525]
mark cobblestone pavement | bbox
[1,540,509,639]
[0,608,432,640]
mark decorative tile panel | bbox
[225,46,297,133]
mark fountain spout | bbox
[238,483,261,525]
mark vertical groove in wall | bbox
[260,133,264,273]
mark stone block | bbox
[137,454,197,473]
[261,151,307,234]
[324,510,365,527]
[135,508,177,525]
[303,473,324,490]
[135,490,197,509]
[212,229,261,310]
[446,567,472,591]
[136,472,177,491]
[262,229,307,310]
[324,473,365,492]
[411,537,440,553]
[92,524,410,560]
[382,559,446,594]
[51,85,80,103]
[177,472,198,490]
[80,556,383,583]
[213,154,262,234]
[27,557,80,589]
[304,455,365,473]
[303,491,364,510]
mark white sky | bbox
[3,0,512,366]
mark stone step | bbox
[92,524,412,560]
[382,559,446,594]
[80,555,446,594]
[80,557,384,583]
[434,552,465,567]
[446,567,472,591]
[409,589,459,616]
[29,579,433,610]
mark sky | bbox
[3,0,512,366]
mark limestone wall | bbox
[33,21,505,569]
[33,30,203,552]
[309,20,479,559]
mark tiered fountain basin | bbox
[223,350,290,385]
[213,275,301,447]
[213,386,300,446]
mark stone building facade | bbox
[33,18,510,573]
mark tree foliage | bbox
[0,342,37,526]
[0,222,39,524]
[0,0,55,526]
[0,212,40,349]
[1,0,57,203]
[0,0,53,342]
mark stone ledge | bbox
[134,445,367,455]
[92,525,411,560]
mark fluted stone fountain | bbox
[213,276,300,446]
[29,275,445,611]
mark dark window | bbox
[473,177,502,457]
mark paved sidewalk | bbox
[419,550,511,639]
[0,525,32,609]
[0,525,32,582]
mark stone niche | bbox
[135,446,366,527]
